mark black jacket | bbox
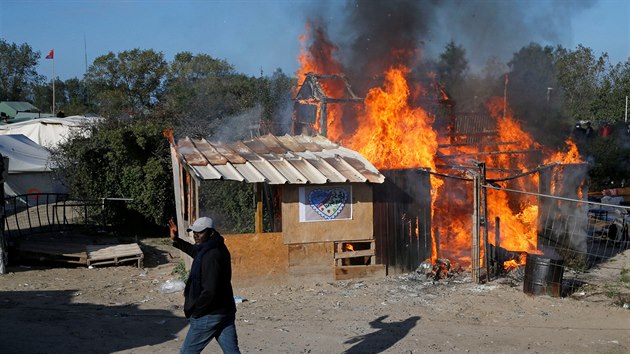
[172,234,236,318]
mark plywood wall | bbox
[224,232,288,287]
[282,183,374,244]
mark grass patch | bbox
[620,267,630,284]
[172,261,189,282]
[604,267,630,309]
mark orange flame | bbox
[347,67,440,171]
[504,252,528,271]
[296,21,346,139]
[543,139,583,165]
[294,25,585,269]
[163,129,174,145]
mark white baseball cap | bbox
[186,217,215,232]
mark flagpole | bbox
[52,55,55,114]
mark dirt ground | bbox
[1,238,629,354]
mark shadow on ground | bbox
[0,290,186,354]
[343,315,421,354]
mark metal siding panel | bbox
[233,162,266,183]
[292,134,324,152]
[248,159,288,184]
[341,157,385,183]
[213,164,245,182]
[211,143,247,164]
[229,141,257,157]
[332,146,384,183]
[267,158,308,184]
[242,139,271,154]
[373,169,433,274]
[192,139,228,165]
[176,134,384,185]
[285,157,328,184]
[258,134,290,154]
[294,152,348,182]
[192,165,222,180]
[275,135,306,152]
[310,134,340,149]
[177,138,208,166]
[323,157,367,182]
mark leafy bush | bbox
[52,117,174,234]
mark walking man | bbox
[169,217,241,354]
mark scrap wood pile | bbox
[589,187,630,202]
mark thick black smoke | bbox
[312,0,597,87]
[303,0,598,144]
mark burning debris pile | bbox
[416,258,465,281]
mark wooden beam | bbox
[438,141,520,148]
[334,249,375,259]
[440,149,539,159]
[255,183,263,233]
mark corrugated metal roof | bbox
[174,134,385,184]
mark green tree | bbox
[162,51,263,140]
[595,59,630,122]
[555,45,607,123]
[61,77,93,115]
[52,117,174,232]
[31,78,92,116]
[0,38,44,101]
[257,68,295,135]
[507,43,567,148]
[436,41,469,101]
[85,49,167,118]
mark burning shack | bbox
[287,68,590,286]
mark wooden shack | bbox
[170,133,386,286]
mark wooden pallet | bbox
[334,240,375,267]
[86,243,144,268]
[333,240,385,280]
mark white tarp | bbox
[0,116,98,149]
[0,134,65,196]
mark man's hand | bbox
[168,218,178,241]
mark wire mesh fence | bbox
[486,185,630,297]
[538,193,630,269]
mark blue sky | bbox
[1,0,628,81]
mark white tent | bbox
[0,116,99,149]
[0,134,65,197]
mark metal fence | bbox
[2,193,130,240]
[483,185,630,297]
[537,191,630,269]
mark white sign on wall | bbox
[298,185,352,222]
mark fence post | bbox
[494,216,501,276]
[0,163,5,273]
[472,174,481,283]
[480,163,490,283]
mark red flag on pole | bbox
[45,49,54,59]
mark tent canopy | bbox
[0,134,64,197]
[0,115,99,148]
